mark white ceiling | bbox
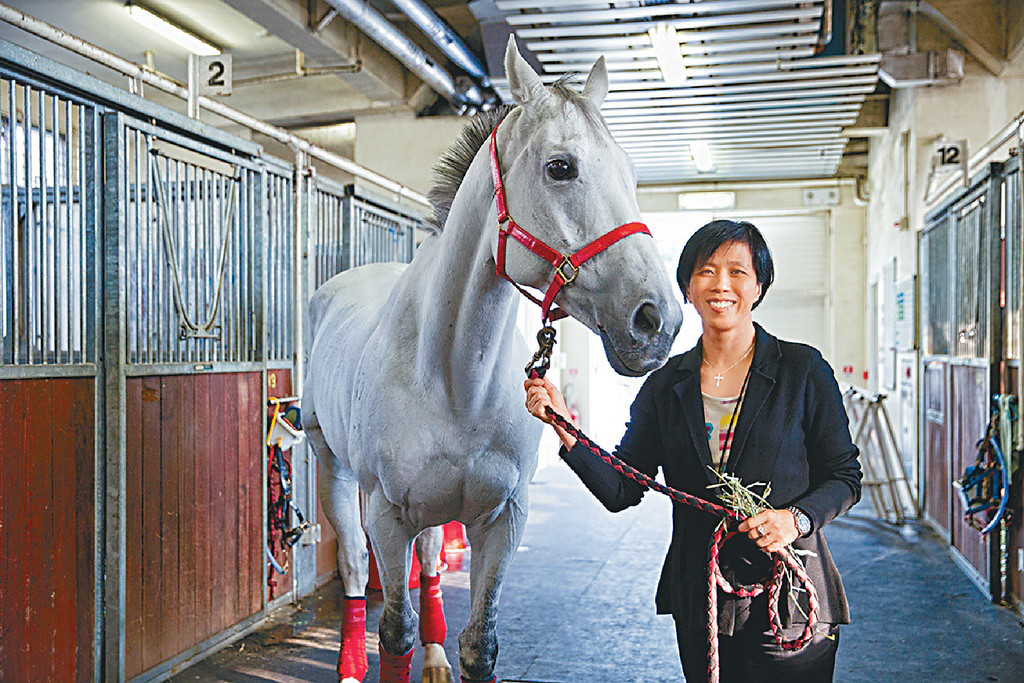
[496,0,880,182]
[0,0,883,184]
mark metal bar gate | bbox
[0,49,102,683]
[921,162,1006,603]
[0,38,424,683]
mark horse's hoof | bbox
[422,643,453,683]
[423,667,455,683]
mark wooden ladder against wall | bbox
[841,384,920,523]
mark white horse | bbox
[302,38,682,683]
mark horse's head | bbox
[493,38,683,377]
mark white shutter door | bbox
[746,213,830,353]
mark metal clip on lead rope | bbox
[525,325,557,379]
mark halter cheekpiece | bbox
[489,122,652,323]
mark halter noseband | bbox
[489,123,651,323]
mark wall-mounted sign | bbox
[932,138,968,188]
[894,276,916,352]
[198,54,232,96]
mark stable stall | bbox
[921,158,1020,606]
[0,39,422,682]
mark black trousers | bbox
[674,619,839,683]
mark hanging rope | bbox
[148,148,238,339]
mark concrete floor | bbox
[173,463,1024,682]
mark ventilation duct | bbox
[879,49,964,88]
[877,1,964,88]
[390,0,491,88]
[321,0,482,110]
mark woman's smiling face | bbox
[686,240,762,333]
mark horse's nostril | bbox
[633,302,662,338]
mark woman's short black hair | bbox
[675,219,774,309]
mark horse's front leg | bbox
[416,526,453,683]
[366,488,417,683]
[459,492,528,683]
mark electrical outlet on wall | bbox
[803,187,839,206]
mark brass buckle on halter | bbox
[556,256,578,285]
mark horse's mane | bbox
[425,74,594,235]
[426,105,514,235]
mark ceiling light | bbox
[647,24,686,86]
[678,191,735,211]
[126,4,220,56]
[690,140,715,173]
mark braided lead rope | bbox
[541,405,818,683]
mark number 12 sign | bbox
[198,54,232,96]
[933,138,968,187]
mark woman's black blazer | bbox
[560,323,862,634]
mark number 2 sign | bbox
[198,54,232,96]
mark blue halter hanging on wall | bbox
[953,402,1012,535]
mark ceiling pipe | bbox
[815,0,833,53]
[320,0,481,110]
[0,2,430,207]
[389,0,491,88]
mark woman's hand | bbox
[737,508,799,554]
[523,377,578,450]
[523,377,568,423]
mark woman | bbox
[524,220,861,682]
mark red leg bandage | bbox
[378,646,414,683]
[418,573,448,645]
[339,597,369,681]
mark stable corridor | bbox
[173,462,1024,682]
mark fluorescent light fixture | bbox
[689,141,715,173]
[647,24,686,86]
[678,191,736,211]
[126,4,220,56]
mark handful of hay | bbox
[707,468,817,622]
[707,468,774,531]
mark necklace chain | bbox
[702,341,755,387]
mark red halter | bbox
[489,123,652,322]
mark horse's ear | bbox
[505,35,548,105]
[582,56,608,108]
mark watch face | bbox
[791,508,810,535]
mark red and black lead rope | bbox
[527,339,818,683]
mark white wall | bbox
[863,45,1024,498]
[354,110,467,196]
[637,185,868,375]
[868,47,1024,297]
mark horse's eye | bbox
[546,159,576,180]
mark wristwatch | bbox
[787,506,812,537]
